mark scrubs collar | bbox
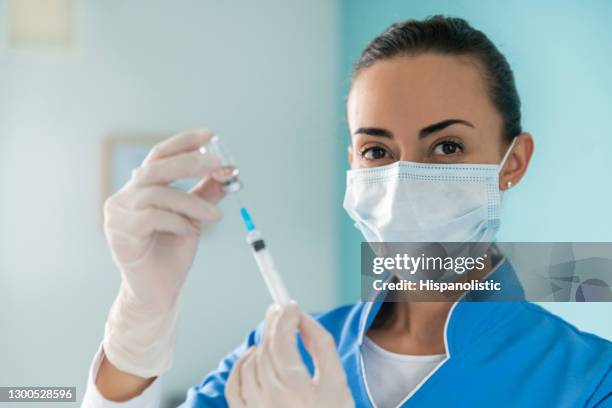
[357,255,526,356]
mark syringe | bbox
[199,136,290,304]
[239,207,292,305]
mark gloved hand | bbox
[226,303,355,408]
[103,129,226,378]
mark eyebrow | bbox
[418,119,474,139]
[352,119,474,140]
[352,127,393,138]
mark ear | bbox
[347,145,354,168]
[499,133,534,191]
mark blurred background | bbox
[0,0,610,406]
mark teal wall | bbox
[338,0,612,337]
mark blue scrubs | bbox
[181,259,612,407]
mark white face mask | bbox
[343,139,517,243]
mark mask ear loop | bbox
[499,137,518,192]
[499,137,518,173]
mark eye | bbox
[433,141,463,156]
[360,146,389,160]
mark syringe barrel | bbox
[246,231,291,305]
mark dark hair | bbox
[353,15,522,141]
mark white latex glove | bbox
[103,129,227,378]
[226,303,355,408]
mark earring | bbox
[506,180,513,190]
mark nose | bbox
[397,144,423,163]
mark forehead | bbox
[347,53,497,132]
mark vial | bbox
[199,135,242,193]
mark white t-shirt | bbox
[362,336,446,408]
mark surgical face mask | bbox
[343,139,517,244]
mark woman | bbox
[84,16,611,407]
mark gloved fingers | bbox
[131,150,221,188]
[240,347,262,404]
[125,208,198,237]
[130,186,222,224]
[190,177,226,204]
[226,347,256,408]
[299,312,346,386]
[142,129,214,165]
[260,305,284,386]
[265,303,311,385]
[257,334,284,393]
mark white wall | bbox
[0,1,339,406]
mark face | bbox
[347,53,533,190]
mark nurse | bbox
[83,16,611,407]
